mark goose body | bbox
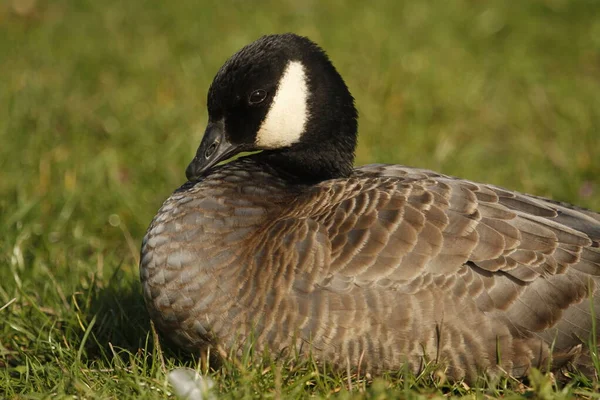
[140,34,600,380]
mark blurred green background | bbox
[1,0,599,397]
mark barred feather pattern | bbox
[140,158,600,380]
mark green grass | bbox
[1,0,600,398]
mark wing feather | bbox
[272,164,600,376]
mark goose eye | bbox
[249,89,267,105]
[205,142,218,158]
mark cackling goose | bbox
[140,33,600,380]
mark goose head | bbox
[186,33,358,183]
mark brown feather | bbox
[141,160,600,381]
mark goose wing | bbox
[265,164,600,375]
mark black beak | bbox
[185,121,243,181]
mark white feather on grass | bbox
[168,368,216,400]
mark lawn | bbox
[1,0,599,398]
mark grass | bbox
[1,0,600,398]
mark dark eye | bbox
[249,89,267,105]
[205,142,218,158]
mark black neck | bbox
[259,143,354,184]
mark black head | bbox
[186,33,358,183]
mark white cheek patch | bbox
[255,61,309,149]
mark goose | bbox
[140,33,600,381]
